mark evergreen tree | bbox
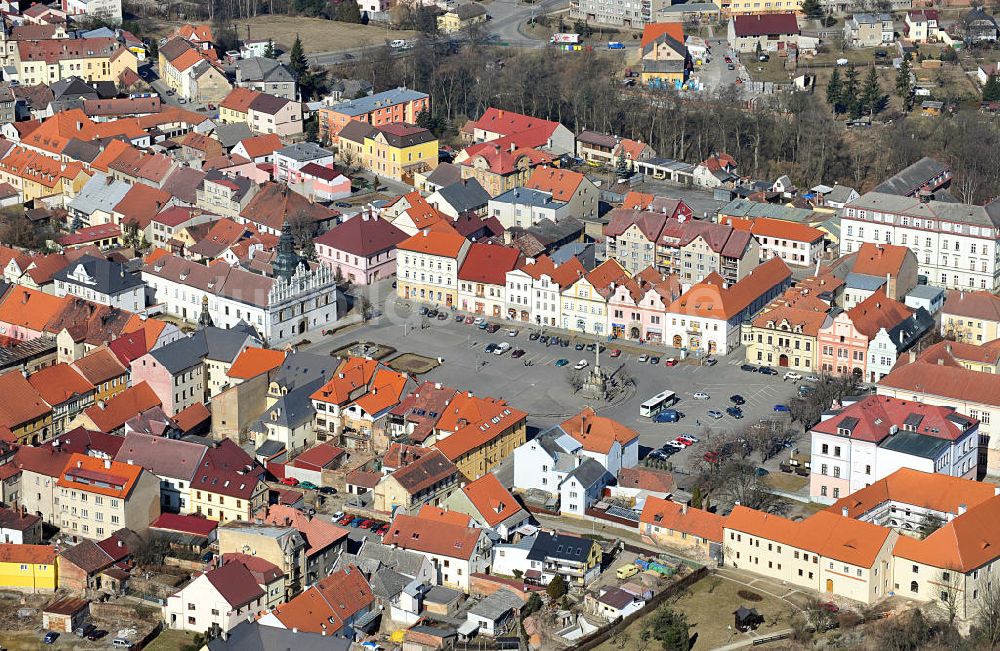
[546,574,567,600]
[801,0,823,19]
[615,151,629,179]
[305,117,319,142]
[859,65,885,116]
[289,35,308,79]
[896,57,914,111]
[826,67,843,111]
[337,0,363,23]
[647,607,690,651]
[843,65,860,117]
[263,38,276,59]
[984,73,1000,102]
[691,486,702,510]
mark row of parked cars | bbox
[334,511,390,536]
[648,433,701,461]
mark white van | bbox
[112,638,133,649]
[390,39,407,48]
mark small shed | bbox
[42,597,89,633]
[921,100,944,116]
[734,606,763,632]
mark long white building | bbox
[840,192,1000,291]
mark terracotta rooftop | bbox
[640,496,724,543]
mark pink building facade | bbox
[817,312,868,377]
[314,213,407,286]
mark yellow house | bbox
[721,0,802,15]
[941,290,1000,345]
[433,399,527,481]
[0,148,89,203]
[0,369,54,446]
[561,259,628,337]
[15,38,136,86]
[640,497,725,560]
[338,121,438,183]
[0,544,57,593]
[437,3,488,32]
[640,24,691,88]
[190,473,268,525]
[741,289,830,372]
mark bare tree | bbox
[937,570,961,626]
[567,369,586,393]
[713,460,786,513]
[972,579,1000,648]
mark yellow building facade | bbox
[0,544,57,593]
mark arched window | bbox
[910,581,919,593]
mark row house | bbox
[839,243,919,309]
[464,107,575,156]
[456,140,556,198]
[940,290,1000,344]
[604,205,691,276]
[314,213,408,286]
[606,267,682,343]
[317,87,430,142]
[742,286,831,372]
[561,259,630,337]
[431,393,528,482]
[840,191,1000,292]
[664,257,792,355]
[505,254,586,326]
[382,513,492,592]
[809,395,979,503]
[396,225,471,307]
[373,447,461,515]
[457,242,522,317]
[523,167,600,223]
[337,121,438,183]
[575,130,656,168]
[726,216,825,267]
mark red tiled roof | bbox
[314,214,408,258]
[204,561,265,607]
[812,394,974,444]
[524,166,586,202]
[227,347,286,380]
[82,381,161,433]
[0,370,51,429]
[27,363,94,407]
[561,406,639,454]
[457,242,521,285]
[382,513,483,559]
[732,13,799,37]
[151,513,219,537]
[459,473,525,527]
[641,496,724,543]
[57,453,144,499]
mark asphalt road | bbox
[304,280,802,472]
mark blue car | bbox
[554,359,569,367]
[726,406,744,419]
[653,409,681,423]
[349,517,365,527]
[43,632,59,644]
[773,404,790,412]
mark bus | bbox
[640,390,676,418]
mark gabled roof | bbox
[314,214,408,258]
[640,497,724,542]
[845,288,915,339]
[83,381,161,433]
[0,370,51,429]
[227,347,287,380]
[893,494,1000,573]
[525,531,595,563]
[524,167,586,202]
[204,561,265,608]
[58,453,145,499]
[457,242,521,286]
[114,432,207,481]
[728,216,824,243]
[942,289,1000,323]
[828,467,997,520]
[397,224,467,257]
[470,108,561,139]
[641,22,686,48]
[732,13,799,37]
[382,514,483,559]
[386,448,458,495]
[459,473,526,527]
[268,565,374,634]
[560,407,638,454]
[668,257,791,320]
[27,363,94,407]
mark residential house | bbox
[158,38,231,102]
[603,204,692,275]
[218,523,308,597]
[940,290,1000,343]
[317,87,430,142]
[189,439,268,525]
[561,259,629,336]
[492,531,601,588]
[163,560,267,634]
[742,285,830,372]
[488,187,571,230]
[0,544,57,593]
[196,172,258,221]
[456,140,556,198]
[726,217,825,267]
[441,473,530,540]
[337,121,438,183]
[726,14,800,53]
[463,107,575,156]
[809,395,979,503]
[395,224,471,307]
[457,243,521,317]
[381,513,492,591]
[664,257,792,355]
[660,220,760,285]
[373,448,461,514]
[71,381,161,434]
[256,565,374,639]
[905,10,942,43]
[273,142,333,184]
[248,93,303,137]
[431,391,528,481]
[14,38,137,87]
[845,13,894,47]
[505,254,584,327]
[427,178,491,219]
[606,266,682,343]
[437,3,488,32]
[0,369,53,445]
[219,87,261,126]
[575,130,656,168]
[56,454,161,541]
[640,497,724,561]
[523,167,599,223]
[27,363,95,435]
[962,8,999,42]
[231,133,283,164]
[113,433,207,513]
[235,57,297,100]
[838,243,919,309]
[0,507,43,544]
[315,214,407,286]
[253,505,350,584]
[560,407,639,477]
[52,255,144,312]
[639,23,692,88]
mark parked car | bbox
[617,564,641,579]
[44,632,59,644]
[88,630,108,641]
[359,519,374,529]
[420,306,430,316]
[539,334,549,343]
[798,385,815,397]
[805,375,820,383]
[638,354,649,363]
[574,360,589,370]
[349,517,365,527]
[707,410,723,419]
[436,312,447,320]
[75,624,96,637]
[740,364,758,372]
[338,515,354,526]
[773,404,790,412]
[279,477,299,486]
[298,481,318,490]
[555,358,569,367]
[427,309,439,318]
[332,511,345,520]
[673,438,693,447]
[508,328,518,337]
[693,391,710,400]
[665,358,678,366]
[759,366,778,375]
[586,343,597,352]
[703,357,717,366]
[511,349,525,358]
[473,316,486,326]
[494,342,511,355]
[679,435,700,444]
[319,486,336,495]
[528,332,540,340]
[610,349,621,357]
[575,342,585,350]
[726,406,744,419]
[784,372,802,381]
[653,409,681,423]
[665,440,686,449]
[649,356,660,364]
[730,394,746,405]
[486,324,500,333]
[376,523,390,535]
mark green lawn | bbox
[144,629,199,651]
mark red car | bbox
[279,477,299,486]
[724,55,732,63]
[464,316,474,324]
[609,349,621,358]
[376,524,390,535]
[359,519,374,529]
[665,358,678,366]
[338,515,354,526]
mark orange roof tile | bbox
[57,453,144,499]
[82,381,161,433]
[27,363,94,406]
[641,22,685,48]
[852,243,912,277]
[459,472,525,527]
[417,504,473,526]
[220,87,262,113]
[640,496,724,542]
[524,166,586,202]
[237,133,282,159]
[726,506,892,568]
[309,357,379,405]
[0,287,68,333]
[0,370,51,429]
[227,347,286,380]
[269,565,374,634]
[893,494,1000,572]
[397,226,467,257]
[669,257,791,320]
[382,513,483,559]
[351,368,409,416]
[846,288,914,339]
[0,543,56,565]
[560,407,639,455]
[827,468,997,520]
[728,216,825,243]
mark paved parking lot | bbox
[305,286,801,470]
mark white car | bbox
[784,372,803,381]
[473,317,486,326]
[494,342,511,355]
[805,375,820,383]
[508,329,518,337]
[390,39,407,48]
[665,440,686,449]
[638,354,649,363]
[693,392,710,400]
[574,360,589,370]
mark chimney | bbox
[681,503,687,514]
[958,504,967,516]
[937,358,944,366]
[908,351,916,363]
[841,507,849,517]
[104,459,111,469]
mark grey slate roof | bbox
[424,162,463,188]
[847,192,1000,229]
[845,272,888,291]
[356,541,430,578]
[436,179,490,213]
[212,122,254,149]
[327,87,429,117]
[562,457,610,490]
[824,184,857,204]
[114,432,208,481]
[273,351,338,392]
[275,142,331,162]
[69,173,132,217]
[873,157,949,196]
[255,376,326,429]
[468,589,524,620]
[53,255,144,295]
[206,620,351,651]
[526,531,593,563]
[883,307,934,352]
[492,187,566,209]
[879,430,950,459]
[236,57,295,84]
[149,326,255,374]
[369,567,411,600]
